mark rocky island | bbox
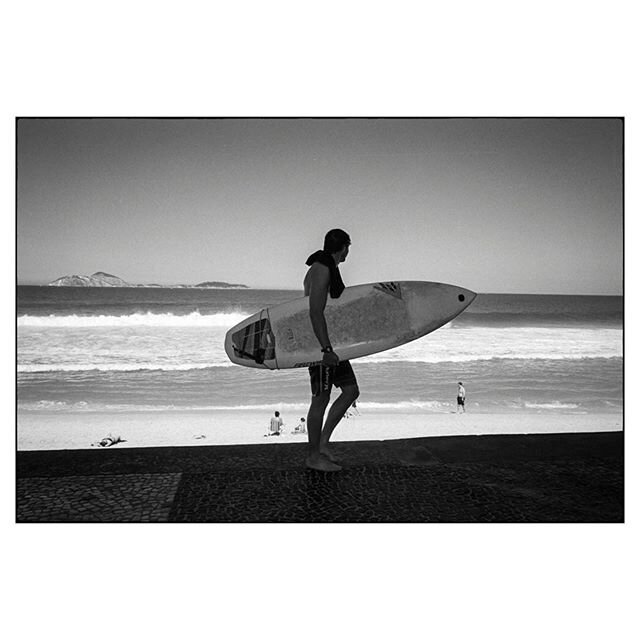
[47,272,248,289]
[48,272,130,287]
[194,281,248,289]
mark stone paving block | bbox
[17,473,182,523]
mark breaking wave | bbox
[18,311,246,328]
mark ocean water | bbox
[17,286,623,416]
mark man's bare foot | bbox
[306,454,342,472]
[319,447,339,463]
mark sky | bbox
[17,118,623,294]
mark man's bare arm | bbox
[307,263,332,349]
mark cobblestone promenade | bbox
[16,432,623,523]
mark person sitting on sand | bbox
[292,417,307,434]
[267,411,283,436]
[91,432,124,447]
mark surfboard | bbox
[224,281,476,370]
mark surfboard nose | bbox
[437,283,477,318]
[410,281,476,306]
[404,281,476,335]
[454,286,477,309]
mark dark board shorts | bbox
[309,361,357,396]
[457,396,465,405]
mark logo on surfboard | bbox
[374,282,402,299]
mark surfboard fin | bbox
[231,316,275,365]
[232,345,265,364]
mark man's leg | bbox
[306,392,341,471]
[319,384,360,458]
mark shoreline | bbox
[17,408,623,451]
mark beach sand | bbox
[17,408,622,451]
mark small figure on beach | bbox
[457,382,466,413]
[292,417,307,434]
[266,410,283,436]
[91,432,124,447]
[303,229,359,471]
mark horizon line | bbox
[15,281,623,296]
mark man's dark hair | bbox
[323,229,351,253]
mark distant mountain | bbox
[48,272,131,287]
[194,281,249,289]
[47,272,248,289]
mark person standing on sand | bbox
[457,382,466,413]
[304,229,360,472]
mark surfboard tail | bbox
[224,311,277,369]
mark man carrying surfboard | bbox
[303,229,360,472]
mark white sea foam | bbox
[18,398,595,415]
[17,353,620,374]
[17,362,233,373]
[17,311,247,327]
[524,401,580,410]
[361,327,622,363]
[17,322,622,373]
[17,399,458,413]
